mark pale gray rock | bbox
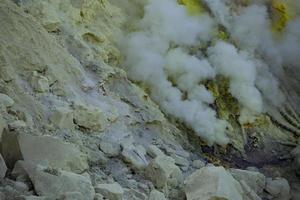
[121,145,148,170]
[229,168,266,194]
[16,195,50,200]
[0,154,7,178]
[94,193,104,200]
[148,190,166,200]
[99,141,120,157]
[0,115,6,138]
[146,145,164,158]
[1,129,88,172]
[73,102,106,132]
[15,162,95,200]
[94,182,124,200]
[30,71,49,93]
[14,181,29,192]
[0,93,14,108]
[171,154,189,168]
[265,178,290,200]
[192,160,205,169]
[124,188,147,200]
[58,192,84,200]
[49,107,74,130]
[145,155,182,189]
[184,166,244,200]
[239,180,262,200]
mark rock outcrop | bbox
[1,129,88,172]
[184,166,244,200]
[0,0,298,199]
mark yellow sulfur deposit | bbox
[270,0,297,33]
[271,0,289,32]
[177,0,204,15]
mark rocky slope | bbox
[0,0,299,199]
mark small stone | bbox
[30,71,49,93]
[122,145,148,170]
[0,93,14,108]
[124,188,147,200]
[8,120,27,130]
[266,177,290,200]
[14,181,29,192]
[192,160,205,169]
[148,190,166,200]
[0,154,7,178]
[99,141,120,157]
[145,156,182,189]
[73,102,106,132]
[172,154,189,168]
[88,150,108,165]
[94,182,124,200]
[147,145,164,158]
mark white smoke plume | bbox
[121,0,299,145]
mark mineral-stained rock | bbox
[0,153,7,178]
[145,155,183,189]
[94,182,124,200]
[1,129,88,172]
[184,166,244,200]
[73,102,106,132]
[148,190,167,200]
[265,177,290,200]
[229,168,266,194]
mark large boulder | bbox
[1,129,88,172]
[14,161,94,200]
[229,168,266,194]
[265,177,290,200]
[145,155,183,189]
[184,166,244,200]
[0,154,7,178]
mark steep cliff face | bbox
[0,0,299,199]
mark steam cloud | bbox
[121,0,300,145]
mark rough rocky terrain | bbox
[0,0,299,199]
